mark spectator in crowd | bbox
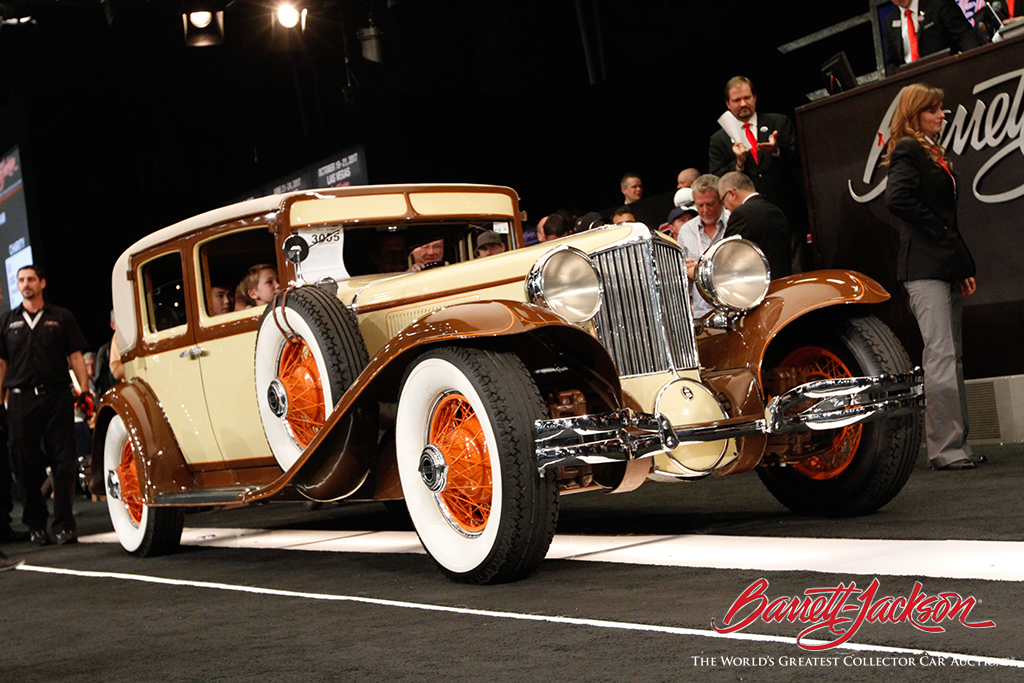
[677,174,730,318]
[884,82,978,471]
[0,265,91,546]
[677,168,700,189]
[406,238,445,272]
[612,207,635,224]
[662,206,695,241]
[94,311,117,398]
[719,171,793,278]
[241,264,281,306]
[534,215,549,243]
[475,231,506,258]
[209,283,235,315]
[573,212,607,234]
[543,213,573,241]
[884,0,982,76]
[620,173,643,205]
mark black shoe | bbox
[55,529,78,546]
[29,529,52,546]
[0,551,24,571]
[932,458,977,471]
[0,526,30,543]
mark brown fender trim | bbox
[92,380,196,504]
[697,269,890,385]
[245,300,620,503]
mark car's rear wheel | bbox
[757,315,922,517]
[396,347,558,584]
[104,415,183,556]
[255,286,368,471]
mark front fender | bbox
[697,270,890,383]
[250,300,621,503]
[92,380,196,504]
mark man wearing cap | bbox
[719,171,792,279]
[475,231,506,258]
[662,206,696,241]
[0,265,91,546]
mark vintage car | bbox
[95,183,923,584]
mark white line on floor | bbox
[15,563,1022,668]
[82,528,1024,582]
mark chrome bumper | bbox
[533,368,924,471]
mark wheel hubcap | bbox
[275,337,325,449]
[777,346,863,480]
[427,392,491,536]
[267,379,289,418]
[418,444,448,493]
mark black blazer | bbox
[724,194,792,279]
[884,137,975,282]
[709,112,800,222]
[884,0,983,76]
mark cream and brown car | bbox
[96,183,924,584]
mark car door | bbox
[134,248,225,468]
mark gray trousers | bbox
[904,279,973,467]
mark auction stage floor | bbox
[2,445,1022,682]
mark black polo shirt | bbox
[0,303,88,390]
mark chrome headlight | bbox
[695,237,770,312]
[525,246,602,323]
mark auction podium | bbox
[796,34,1024,383]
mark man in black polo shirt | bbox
[0,265,90,546]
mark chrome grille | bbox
[591,236,698,377]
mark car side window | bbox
[198,227,277,318]
[141,252,187,334]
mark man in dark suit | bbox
[718,172,792,279]
[709,76,805,263]
[884,0,983,76]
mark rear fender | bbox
[92,380,196,504]
[697,270,890,387]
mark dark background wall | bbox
[0,0,879,348]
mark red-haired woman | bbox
[885,82,977,471]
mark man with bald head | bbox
[676,168,700,189]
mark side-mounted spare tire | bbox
[757,314,923,517]
[255,286,369,472]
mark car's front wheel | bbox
[396,347,558,584]
[104,415,183,556]
[757,314,922,517]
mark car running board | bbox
[153,486,261,506]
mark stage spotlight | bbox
[0,2,34,24]
[182,9,224,47]
[276,4,306,31]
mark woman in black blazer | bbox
[884,82,977,471]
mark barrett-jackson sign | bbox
[797,35,1024,378]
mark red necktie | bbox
[743,123,758,163]
[906,9,920,61]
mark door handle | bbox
[178,346,206,360]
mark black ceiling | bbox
[0,0,882,345]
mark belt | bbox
[9,384,69,396]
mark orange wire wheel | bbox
[426,392,492,535]
[116,438,144,528]
[277,336,325,449]
[777,346,863,480]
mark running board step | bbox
[153,487,259,506]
